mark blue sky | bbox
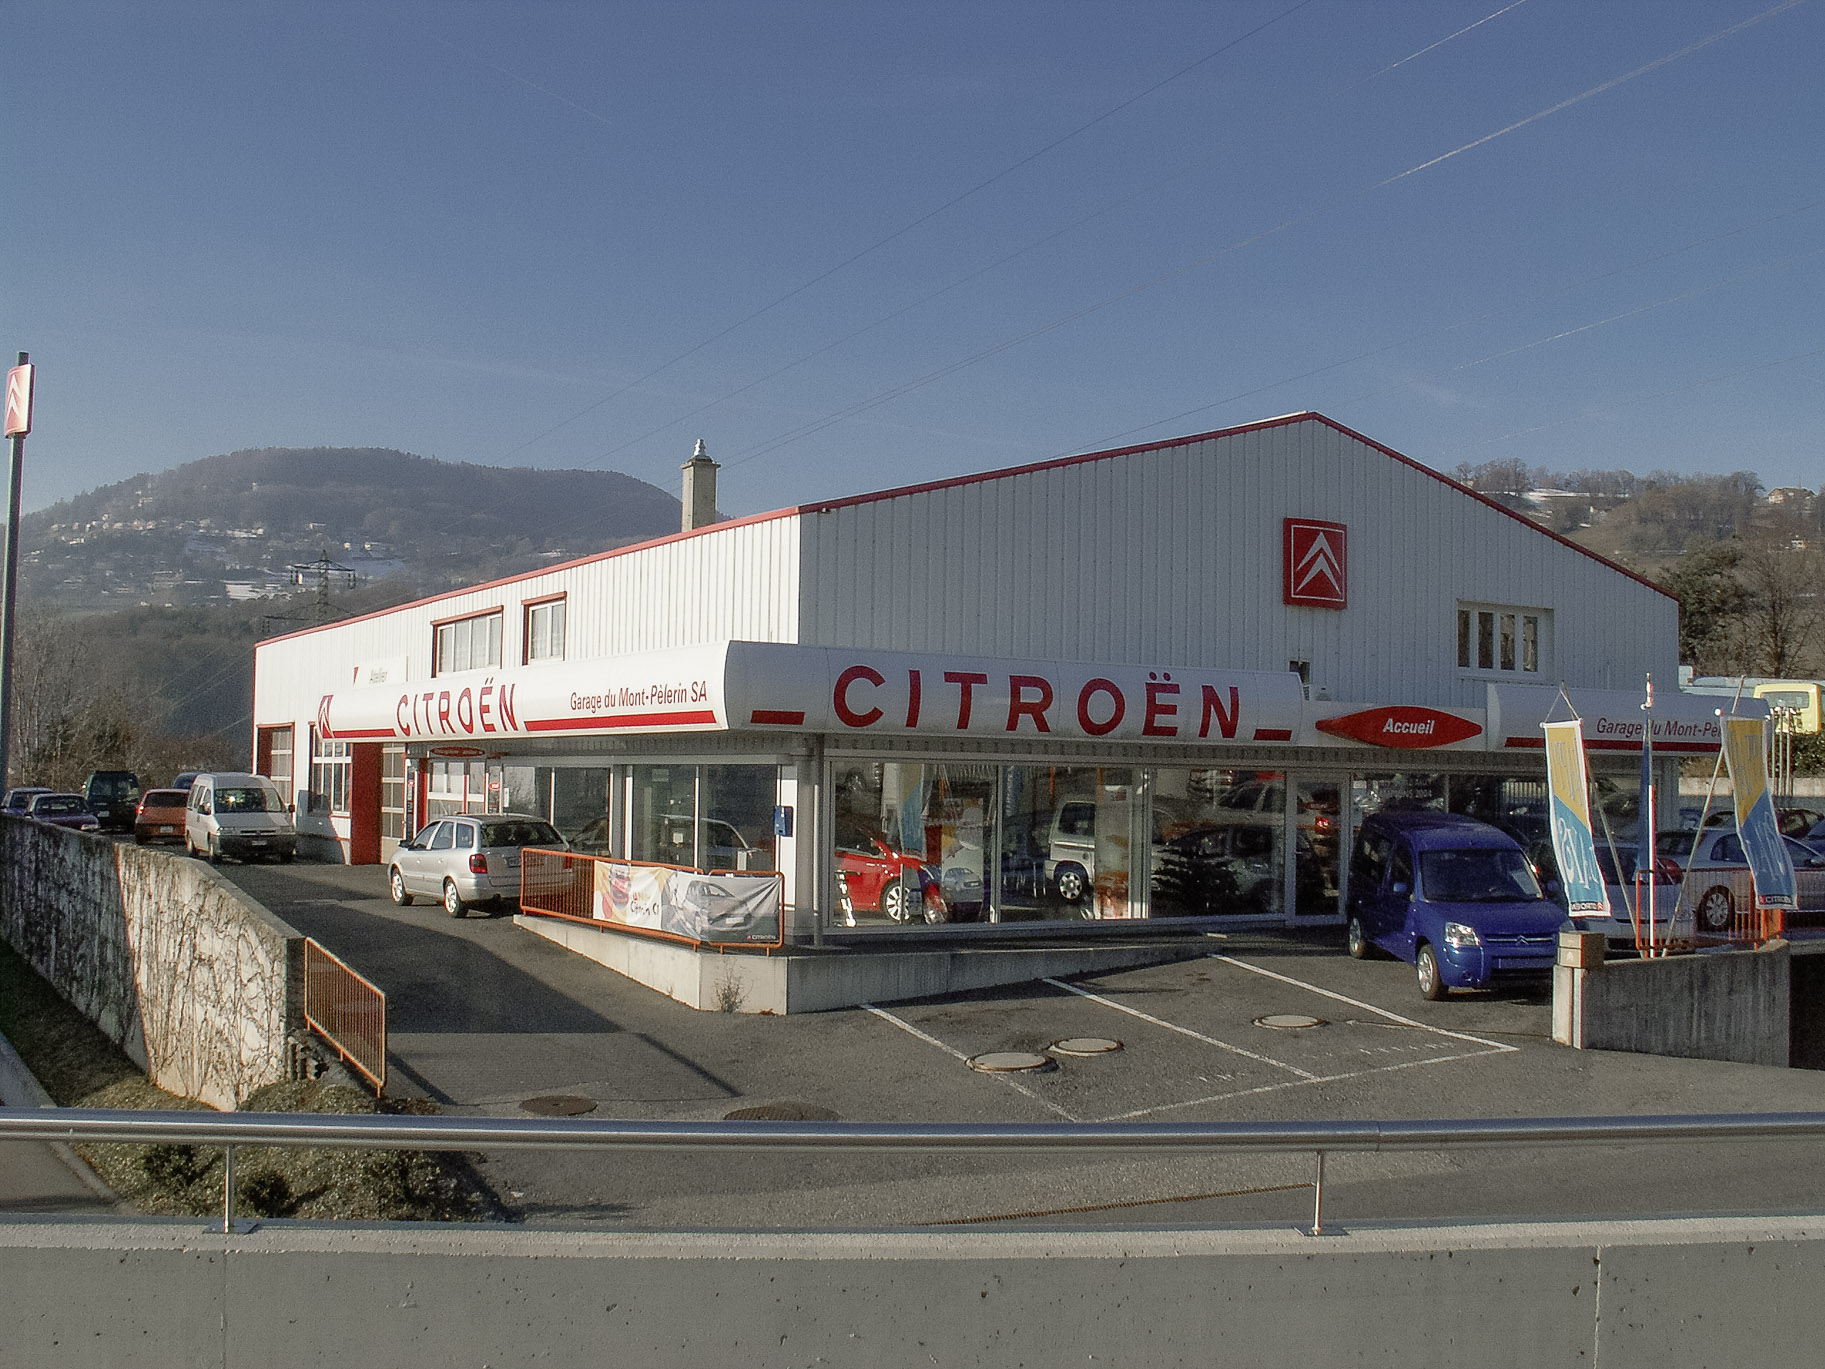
[5,1,1822,518]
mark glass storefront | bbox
[438,747,1578,933]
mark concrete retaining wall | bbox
[1554,942,1790,1066]
[0,816,303,1108]
[5,1215,1824,1368]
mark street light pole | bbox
[0,351,33,789]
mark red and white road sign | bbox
[4,364,32,438]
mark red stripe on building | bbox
[749,709,807,725]
[524,710,720,733]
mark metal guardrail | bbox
[7,1107,1825,1237]
[301,938,386,1094]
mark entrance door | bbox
[380,744,407,863]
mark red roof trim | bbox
[1301,415,1675,602]
[260,410,1669,648]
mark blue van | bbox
[1346,812,1565,999]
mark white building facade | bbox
[252,413,1711,945]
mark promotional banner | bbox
[1721,715,1797,911]
[1542,719,1609,916]
[590,858,782,945]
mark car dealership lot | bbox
[219,863,1825,1231]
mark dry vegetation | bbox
[0,941,504,1222]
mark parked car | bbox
[1346,812,1565,1000]
[388,813,568,917]
[1528,838,1685,947]
[172,771,205,793]
[133,788,191,846]
[81,769,141,833]
[1654,827,1825,932]
[185,772,297,863]
[26,792,102,832]
[3,786,53,815]
[834,818,941,923]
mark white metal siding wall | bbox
[252,517,802,733]
[797,417,1676,708]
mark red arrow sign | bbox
[1315,705,1482,750]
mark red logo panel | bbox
[1284,518,1347,608]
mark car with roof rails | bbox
[81,770,141,833]
[1347,811,1566,1000]
[389,812,568,917]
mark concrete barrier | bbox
[1553,938,1790,1066]
[3,1215,1823,1367]
[515,912,1203,1012]
[0,816,303,1108]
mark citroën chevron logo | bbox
[1283,518,1348,609]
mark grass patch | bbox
[0,940,505,1222]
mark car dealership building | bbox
[252,412,1732,997]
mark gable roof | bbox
[262,411,1670,645]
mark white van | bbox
[185,772,297,864]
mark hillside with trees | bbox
[20,446,682,611]
[1452,458,1823,681]
[8,447,686,789]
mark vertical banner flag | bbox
[1721,715,1797,911]
[1543,719,1610,916]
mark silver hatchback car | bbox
[388,813,567,917]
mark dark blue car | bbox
[1346,812,1564,1000]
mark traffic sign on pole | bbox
[3,363,31,438]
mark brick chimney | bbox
[680,438,719,532]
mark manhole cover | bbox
[1050,1037,1123,1057]
[968,1051,1056,1073]
[723,1102,841,1121]
[1253,1014,1327,1030]
[520,1094,598,1116]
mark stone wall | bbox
[0,816,302,1109]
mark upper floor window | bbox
[524,596,566,663]
[1457,603,1545,675]
[434,610,502,676]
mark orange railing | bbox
[519,848,786,951]
[301,938,387,1094]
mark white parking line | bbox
[1206,954,1519,1053]
[861,1005,1078,1120]
[1040,979,1321,1080]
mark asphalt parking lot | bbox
[219,861,1825,1232]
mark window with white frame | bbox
[1457,603,1546,675]
[524,596,566,663]
[433,610,503,676]
[311,733,352,815]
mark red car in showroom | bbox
[834,819,943,923]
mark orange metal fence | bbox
[301,938,387,1094]
[519,847,786,951]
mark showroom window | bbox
[524,596,566,663]
[1457,603,1545,674]
[433,610,503,676]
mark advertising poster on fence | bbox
[1721,715,1797,911]
[591,859,781,944]
[1542,719,1610,916]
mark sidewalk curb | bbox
[0,1027,127,1210]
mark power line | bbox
[708,0,1809,477]
[477,0,1321,462]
